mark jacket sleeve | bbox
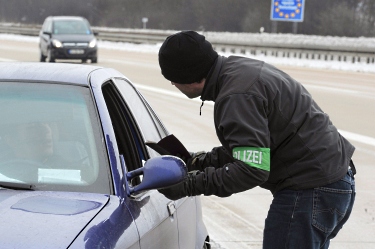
[191,160,269,197]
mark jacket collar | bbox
[200,55,224,102]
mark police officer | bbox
[157,31,356,249]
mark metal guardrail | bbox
[1,22,374,64]
[0,23,40,37]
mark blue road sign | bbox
[271,0,305,22]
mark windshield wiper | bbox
[0,181,35,191]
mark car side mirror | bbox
[124,156,187,196]
[93,32,99,36]
[43,31,52,37]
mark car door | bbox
[101,80,180,248]
[112,78,200,249]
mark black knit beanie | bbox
[158,31,218,84]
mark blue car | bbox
[0,62,210,249]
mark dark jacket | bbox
[192,55,355,196]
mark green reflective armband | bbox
[232,147,270,171]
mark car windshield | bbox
[0,82,110,194]
[53,19,92,35]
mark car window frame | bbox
[101,80,147,188]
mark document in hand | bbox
[145,134,191,159]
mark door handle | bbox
[167,201,176,216]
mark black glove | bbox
[186,151,206,171]
[175,151,206,171]
[158,171,199,200]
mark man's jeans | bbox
[263,169,356,249]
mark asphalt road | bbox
[1,40,374,248]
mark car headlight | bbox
[89,39,97,48]
[52,39,63,48]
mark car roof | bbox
[0,62,103,86]
[49,16,88,21]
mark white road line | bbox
[304,83,375,99]
[338,130,375,147]
[0,58,16,62]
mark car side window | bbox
[43,19,52,33]
[113,78,169,158]
[102,81,147,185]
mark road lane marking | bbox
[100,58,159,69]
[338,130,375,147]
[0,57,16,62]
[304,83,375,99]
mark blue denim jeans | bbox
[263,169,355,249]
